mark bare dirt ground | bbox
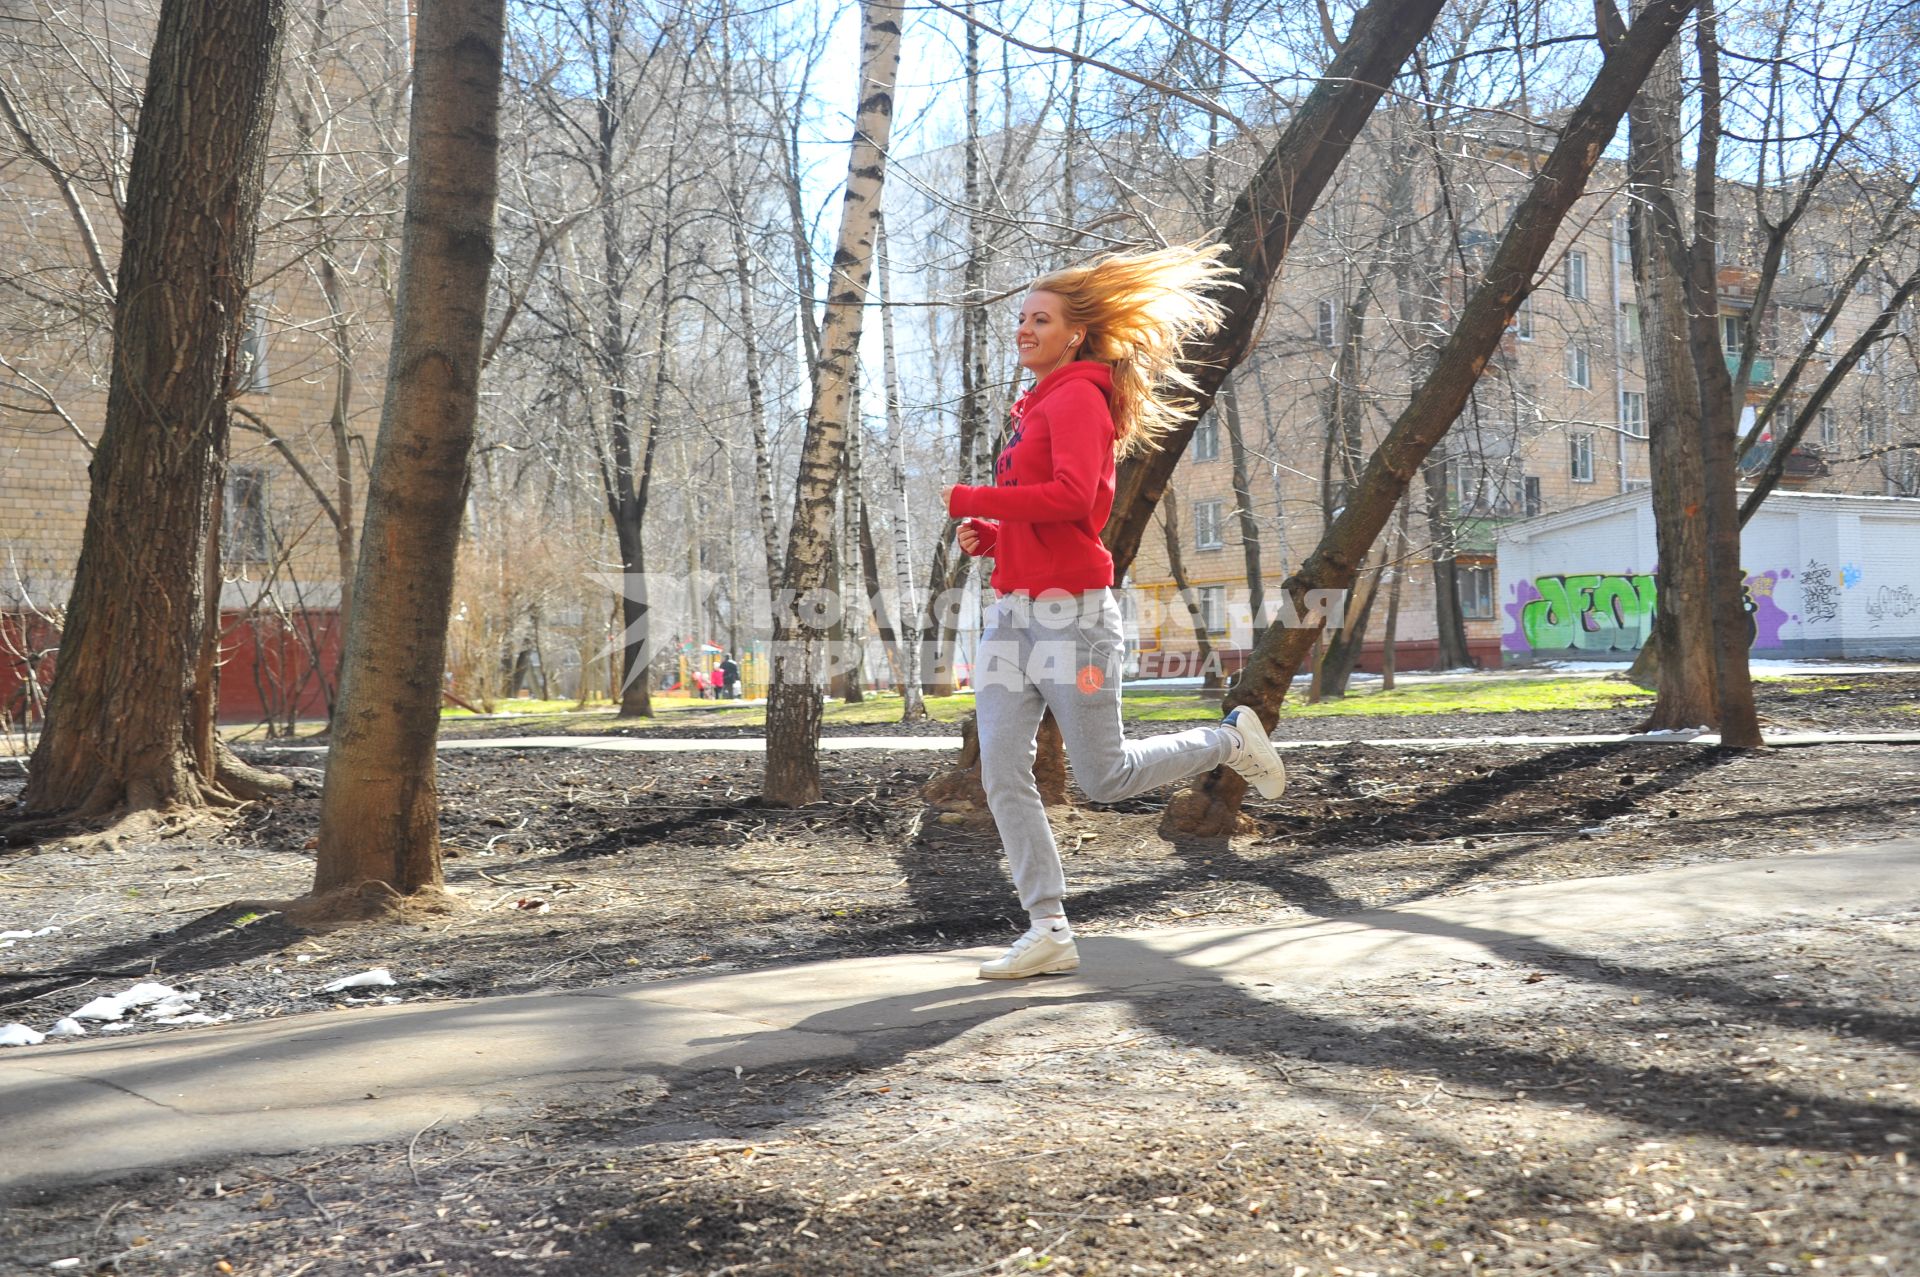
[2,673,1918,1275]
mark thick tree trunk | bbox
[1101,0,1450,580]
[1317,550,1384,697]
[1683,0,1761,747]
[1628,24,1720,730]
[763,0,902,805]
[1379,499,1411,690]
[305,0,504,915]
[1163,0,1698,836]
[20,0,286,823]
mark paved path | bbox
[249,728,1920,759]
[3,839,1914,1197]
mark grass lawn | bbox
[422,675,1656,733]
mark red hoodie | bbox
[947,361,1119,595]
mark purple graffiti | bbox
[1504,578,1544,652]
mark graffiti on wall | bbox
[1866,584,1919,628]
[1510,573,1658,653]
[1503,568,1792,655]
[1801,559,1841,624]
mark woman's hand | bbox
[957,521,983,555]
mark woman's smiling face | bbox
[1015,290,1084,375]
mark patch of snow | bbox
[0,926,60,941]
[0,1022,46,1047]
[151,1012,226,1027]
[322,968,397,993]
[44,1018,86,1039]
[70,982,184,1022]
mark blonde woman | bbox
[943,244,1288,980]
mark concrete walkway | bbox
[2,839,1914,1197]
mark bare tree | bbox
[18,0,289,824]
[763,0,902,805]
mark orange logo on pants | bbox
[1076,664,1106,694]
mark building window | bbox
[1193,499,1224,550]
[1450,463,1482,513]
[1567,344,1592,390]
[1523,475,1543,516]
[1198,585,1227,634]
[1621,390,1647,438]
[1898,382,1915,416]
[1720,312,1746,358]
[1819,407,1837,448]
[1614,217,1633,264]
[239,309,270,394]
[1317,298,1338,349]
[1570,431,1595,483]
[1564,249,1588,301]
[1810,252,1834,285]
[1621,302,1642,354]
[223,466,272,564]
[1455,561,1495,620]
[1509,295,1534,341]
[1191,415,1220,462]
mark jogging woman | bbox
[943,243,1289,981]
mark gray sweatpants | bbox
[974,588,1235,922]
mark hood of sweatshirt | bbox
[1015,360,1119,439]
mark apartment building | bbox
[0,1,407,722]
[1124,142,1920,677]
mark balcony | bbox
[1737,441,1827,484]
[1724,353,1774,387]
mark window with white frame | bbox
[1455,561,1496,620]
[1621,302,1642,354]
[1802,313,1833,355]
[1811,252,1834,285]
[1198,585,1227,633]
[223,466,272,564]
[1567,344,1592,390]
[1721,312,1746,357]
[1819,406,1838,448]
[1194,499,1224,550]
[1317,298,1338,349]
[1564,249,1588,301]
[1570,431,1595,482]
[239,309,270,394]
[1614,217,1633,264]
[1621,390,1647,438]
[1192,415,1220,461]
[1510,295,1534,340]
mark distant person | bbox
[945,243,1289,982]
[719,653,741,699]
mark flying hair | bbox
[1027,241,1235,458]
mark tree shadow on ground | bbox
[0,906,299,1014]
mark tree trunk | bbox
[1101,0,1451,580]
[1317,549,1384,697]
[1160,490,1220,691]
[1627,18,1720,730]
[1682,0,1761,747]
[1379,498,1411,690]
[1423,456,1474,668]
[762,0,902,806]
[305,0,504,916]
[1163,0,1698,837]
[876,213,926,720]
[1220,380,1266,646]
[20,0,287,823]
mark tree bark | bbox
[20,0,287,822]
[1626,13,1720,730]
[305,0,504,914]
[762,0,902,805]
[1163,0,1698,836]
[1219,381,1266,647]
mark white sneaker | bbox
[978,922,1079,980]
[1223,706,1287,799]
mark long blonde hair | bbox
[1028,242,1235,458]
